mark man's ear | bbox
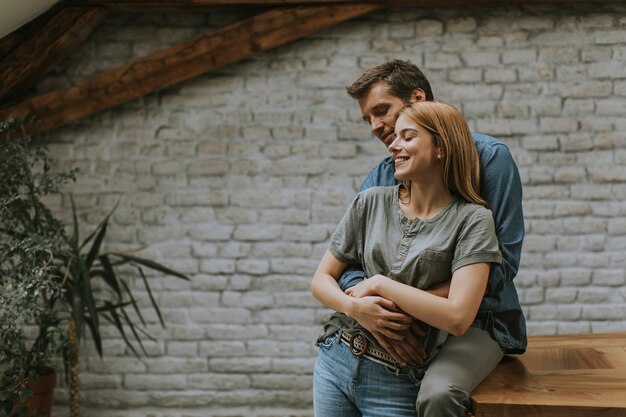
[410,88,427,103]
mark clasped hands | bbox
[344,274,427,367]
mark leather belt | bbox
[340,331,400,371]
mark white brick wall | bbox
[39,4,626,416]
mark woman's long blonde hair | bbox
[397,101,486,206]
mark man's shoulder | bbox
[471,132,515,165]
[370,155,394,169]
[360,155,397,191]
[471,132,506,148]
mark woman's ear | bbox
[436,147,444,160]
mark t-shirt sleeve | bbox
[328,193,366,266]
[452,207,502,273]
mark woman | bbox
[311,101,503,417]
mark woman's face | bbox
[389,114,441,181]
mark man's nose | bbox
[371,117,383,135]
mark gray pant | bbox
[416,327,504,417]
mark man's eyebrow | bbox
[371,103,390,113]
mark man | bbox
[337,60,527,416]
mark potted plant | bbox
[0,119,189,417]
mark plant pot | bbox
[11,368,56,417]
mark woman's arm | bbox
[311,250,414,340]
[346,262,490,337]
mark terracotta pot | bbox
[10,368,56,417]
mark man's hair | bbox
[397,101,485,207]
[346,59,434,102]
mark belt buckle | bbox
[349,332,368,357]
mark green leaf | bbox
[69,195,79,251]
[137,266,165,327]
[105,302,139,357]
[84,218,107,270]
[110,252,189,280]
[84,316,103,358]
[77,256,99,343]
[119,306,148,356]
[80,200,118,253]
[119,278,146,327]
[97,255,122,298]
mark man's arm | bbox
[479,141,525,295]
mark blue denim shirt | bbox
[338,133,527,354]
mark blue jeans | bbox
[313,332,418,417]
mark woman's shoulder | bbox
[453,199,494,223]
[353,185,398,211]
[357,185,397,200]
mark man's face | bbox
[357,82,411,148]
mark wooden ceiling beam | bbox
[0,6,108,105]
[0,4,381,139]
[77,0,616,11]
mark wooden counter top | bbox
[471,332,626,417]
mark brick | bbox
[592,269,625,286]
[199,341,247,357]
[209,357,271,373]
[557,305,582,320]
[187,374,250,390]
[87,357,147,373]
[449,68,482,82]
[518,65,554,81]
[246,340,313,357]
[540,117,579,133]
[219,241,253,258]
[251,374,312,390]
[545,288,577,303]
[188,224,234,241]
[537,270,560,287]
[582,305,626,320]
[190,307,251,324]
[205,324,269,340]
[125,374,187,390]
[485,68,517,83]
[233,225,283,241]
[558,321,590,334]
[416,19,443,35]
[236,259,270,275]
[595,30,626,44]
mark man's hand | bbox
[374,322,427,366]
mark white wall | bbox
[36,4,626,416]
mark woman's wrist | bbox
[370,274,388,295]
[343,295,358,318]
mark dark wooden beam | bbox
[78,0,618,11]
[0,2,66,61]
[0,6,108,105]
[0,4,381,139]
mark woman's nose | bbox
[388,135,400,152]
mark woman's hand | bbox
[344,274,387,298]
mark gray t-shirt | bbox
[322,185,502,367]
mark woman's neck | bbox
[399,180,454,221]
